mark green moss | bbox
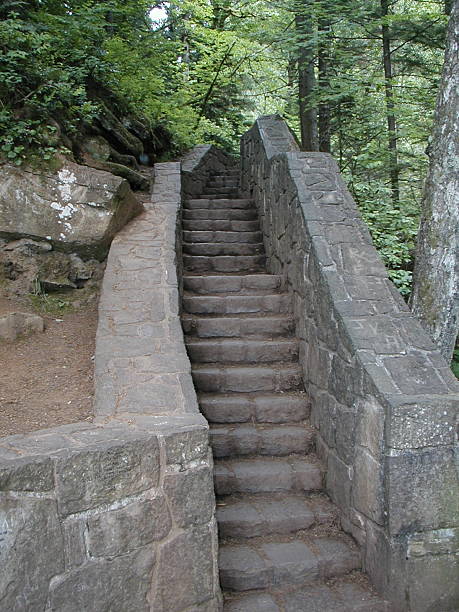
[28,292,74,315]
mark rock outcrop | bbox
[0,161,144,260]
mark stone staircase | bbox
[181,169,391,611]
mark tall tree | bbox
[410,0,459,362]
[295,0,319,151]
[380,0,400,204]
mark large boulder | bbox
[0,161,144,260]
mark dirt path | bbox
[0,295,97,437]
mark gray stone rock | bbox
[4,238,52,255]
[154,524,216,611]
[164,465,214,528]
[0,311,44,341]
[54,436,160,516]
[87,495,172,557]
[47,546,155,612]
[0,497,64,612]
[0,455,54,492]
[0,162,143,259]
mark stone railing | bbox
[0,147,234,612]
[240,115,459,612]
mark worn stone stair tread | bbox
[182,314,295,338]
[183,242,265,256]
[185,199,254,210]
[219,536,360,591]
[192,363,304,393]
[216,493,336,538]
[198,392,310,424]
[223,576,391,611]
[183,208,257,220]
[183,293,291,315]
[185,337,299,363]
[214,456,323,495]
[183,254,266,274]
[183,230,263,244]
[183,219,260,231]
[197,193,243,200]
[210,422,314,457]
[183,274,283,294]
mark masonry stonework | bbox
[0,149,233,612]
[240,115,459,612]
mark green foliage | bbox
[452,349,459,379]
[0,0,450,300]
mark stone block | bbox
[63,518,87,570]
[47,546,155,612]
[87,495,171,557]
[384,355,449,395]
[355,396,385,458]
[352,447,385,525]
[55,436,160,516]
[0,496,64,611]
[334,405,356,465]
[326,451,352,512]
[386,446,458,535]
[154,524,216,611]
[405,552,459,612]
[386,396,458,450]
[163,427,209,465]
[0,455,54,492]
[164,465,214,528]
[0,312,44,341]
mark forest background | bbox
[0,0,455,358]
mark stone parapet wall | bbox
[240,115,459,612]
[182,144,237,199]
[0,152,226,611]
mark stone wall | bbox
[182,144,238,199]
[0,149,230,612]
[240,115,459,612]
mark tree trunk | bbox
[295,2,319,151]
[380,0,400,204]
[410,0,459,362]
[318,15,331,153]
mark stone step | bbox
[183,274,282,295]
[182,314,295,338]
[185,199,253,210]
[210,423,314,457]
[199,392,310,424]
[183,242,264,257]
[199,193,242,200]
[183,208,257,221]
[214,456,322,495]
[202,186,240,195]
[219,536,360,592]
[207,179,239,188]
[183,230,263,244]
[223,577,390,612]
[183,293,291,315]
[182,219,260,232]
[192,363,304,393]
[183,254,266,274]
[216,493,336,539]
[209,168,241,181]
[185,338,299,364]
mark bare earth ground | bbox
[0,295,98,437]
